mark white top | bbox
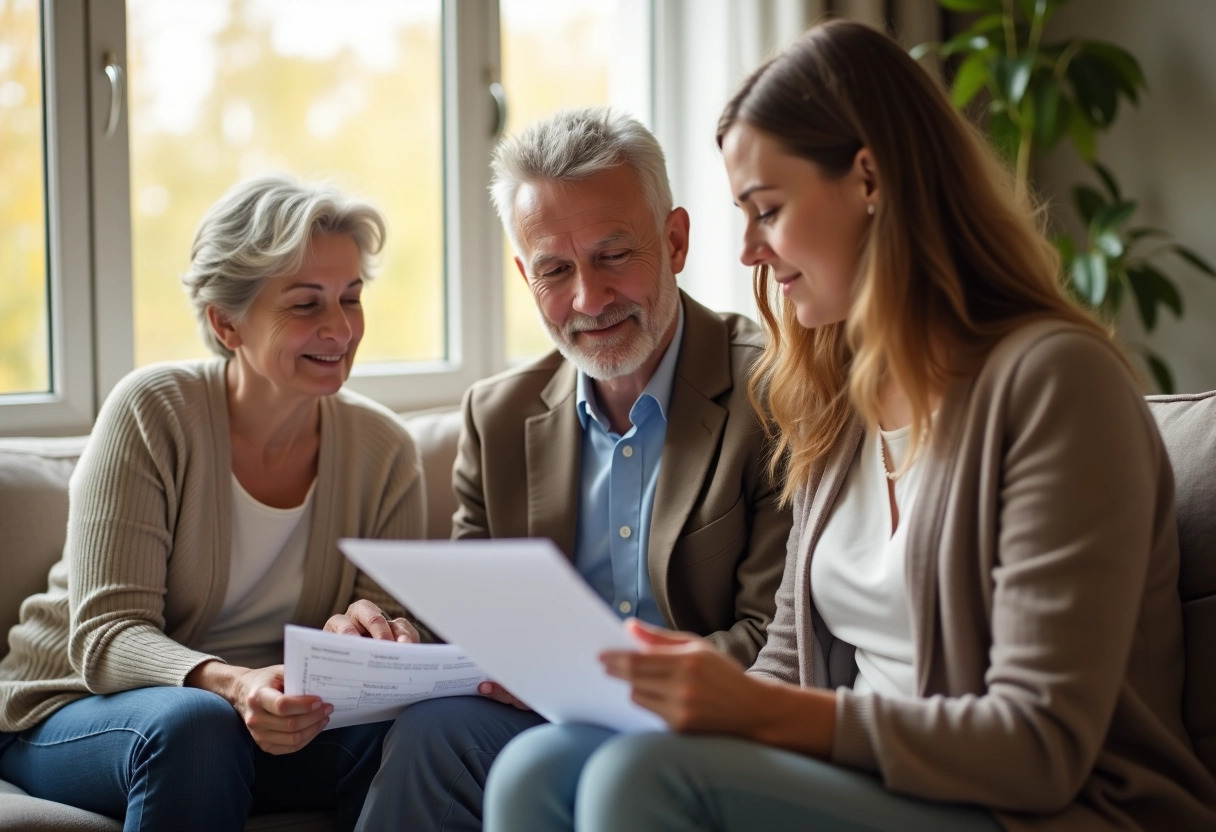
[811,423,923,698]
[196,475,315,668]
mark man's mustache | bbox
[564,304,642,337]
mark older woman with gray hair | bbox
[0,175,425,831]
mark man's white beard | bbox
[541,263,680,381]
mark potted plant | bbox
[912,0,1215,391]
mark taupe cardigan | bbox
[750,321,1216,829]
[0,361,425,732]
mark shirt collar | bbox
[576,300,685,432]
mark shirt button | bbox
[621,445,633,458]
[619,525,632,539]
[618,601,632,614]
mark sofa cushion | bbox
[0,779,119,831]
[1147,391,1216,777]
[0,779,332,832]
[0,437,87,646]
[399,406,462,540]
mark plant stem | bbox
[1003,0,1018,58]
[1016,129,1032,201]
[1053,40,1082,83]
[1027,0,1044,60]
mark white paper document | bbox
[338,537,666,733]
[283,624,488,730]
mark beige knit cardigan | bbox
[750,321,1216,829]
[0,360,425,732]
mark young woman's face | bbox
[721,121,874,330]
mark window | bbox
[0,0,49,396]
[0,0,653,434]
[125,0,444,368]
[499,0,651,360]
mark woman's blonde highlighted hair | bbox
[718,19,1112,505]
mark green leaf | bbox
[1126,265,1183,331]
[1144,265,1184,317]
[1018,89,1037,139]
[1068,105,1097,161]
[987,110,1021,163]
[1126,227,1169,243]
[1095,229,1124,258]
[951,52,992,110]
[967,13,1007,35]
[1143,351,1175,394]
[1054,233,1077,265]
[1093,200,1137,233]
[941,32,991,57]
[940,0,1003,12]
[1073,185,1107,225]
[1105,269,1125,316]
[1092,161,1121,201]
[1071,251,1109,306]
[1172,245,1216,278]
[1067,52,1120,127]
[1033,84,1070,149]
[1125,266,1160,330]
[1082,41,1147,103]
[1006,56,1034,104]
[909,42,938,61]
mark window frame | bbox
[1,0,96,434]
[2,0,657,436]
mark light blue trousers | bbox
[484,724,1001,832]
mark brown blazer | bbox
[452,291,790,665]
[751,320,1216,829]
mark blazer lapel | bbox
[525,361,582,560]
[647,296,731,613]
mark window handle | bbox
[102,52,124,138]
[489,80,507,138]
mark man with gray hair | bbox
[356,107,790,831]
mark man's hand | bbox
[324,599,418,642]
[477,681,531,710]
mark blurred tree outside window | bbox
[126,0,444,368]
[501,0,650,361]
[0,0,50,395]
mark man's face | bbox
[512,164,688,380]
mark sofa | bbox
[2,393,1214,830]
[0,407,464,832]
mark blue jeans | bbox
[484,725,1002,832]
[356,695,546,832]
[0,687,389,832]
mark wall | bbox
[1035,0,1216,393]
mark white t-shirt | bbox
[811,423,922,698]
[196,475,315,669]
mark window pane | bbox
[127,0,443,368]
[500,0,651,361]
[0,0,50,395]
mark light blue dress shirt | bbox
[573,304,685,626]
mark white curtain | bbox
[653,0,940,317]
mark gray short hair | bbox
[489,107,673,253]
[181,175,386,358]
